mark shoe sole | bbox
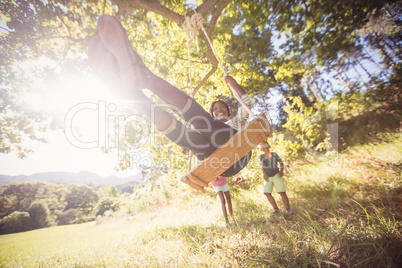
[88,36,117,74]
[88,36,125,94]
[97,15,142,86]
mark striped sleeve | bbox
[227,94,253,130]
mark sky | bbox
[0,131,137,177]
[0,62,140,177]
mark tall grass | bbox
[1,137,401,267]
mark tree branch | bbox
[113,0,226,28]
[189,0,221,17]
[191,67,217,96]
[110,0,235,95]
[112,0,184,25]
[0,26,11,33]
[270,0,291,16]
[191,0,233,95]
[206,0,233,37]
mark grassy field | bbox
[1,135,401,267]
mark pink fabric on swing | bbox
[212,176,227,187]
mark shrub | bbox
[0,211,34,234]
[65,184,99,214]
[56,209,86,225]
[27,200,52,229]
[93,196,120,217]
[278,96,336,161]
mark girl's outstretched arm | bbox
[224,76,246,97]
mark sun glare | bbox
[4,60,141,177]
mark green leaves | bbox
[1,0,399,174]
[278,96,335,160]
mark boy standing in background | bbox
[259,141,294,216]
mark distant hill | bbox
[0,171,142,186]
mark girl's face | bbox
[260,142,270,153]
[212,102,229,121]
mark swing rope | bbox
[182,12,268,171]
[183,12,256,118]
[183,13,205,169]
[182,13,204,98]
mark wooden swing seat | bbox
[180,112,272,190]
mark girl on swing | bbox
[89,15,253,224]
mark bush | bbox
[65,184,99,214]
[278,96,335,161]
[93,197,120,217]
[56,209,86,225]
[27,200,52,229]
[0,211,34,234]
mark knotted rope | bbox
[183,12,255,118]
[182,13,204,49]
[182,12,204,98]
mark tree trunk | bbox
[375,42,395,67]
[335,70,352,92]
[357,60,372,79]
[304,79,319,102]
[351,63,369,90]
[363,46,388,77]
[313,79,328,100]
[384,38,402,61]
[261,94,275,125]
